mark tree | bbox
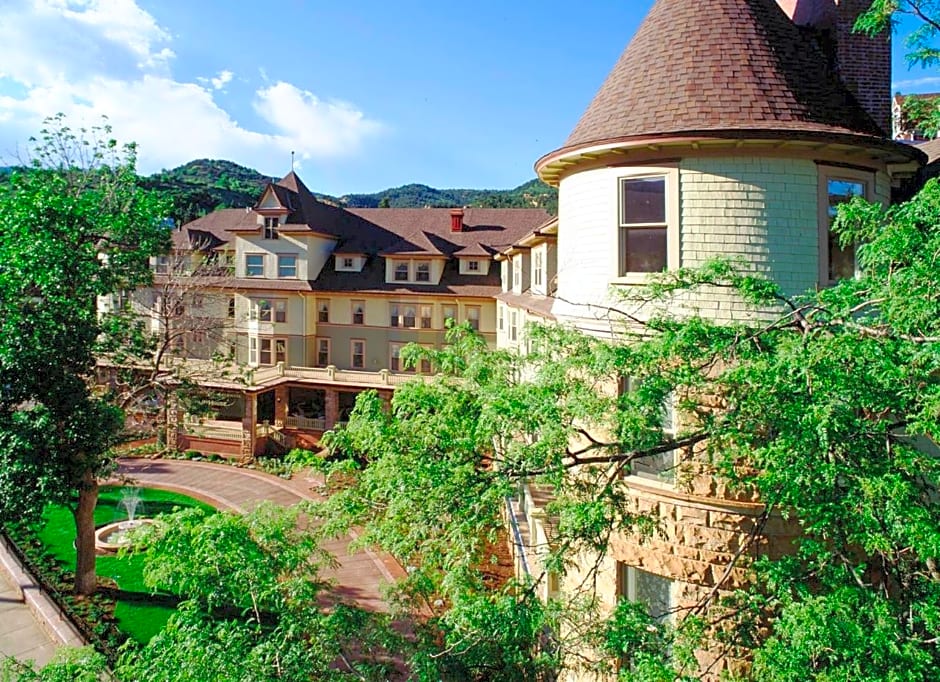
[316,181,940,679]
[98,239,242,446]
[0,116,170,594]
[858,1,940,135]
[114,504,402,682]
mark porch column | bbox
[325,389,339,430]
[274,385,289,428]
[241,391,257,461]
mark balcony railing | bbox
[285,415,327,431]
[249,363,428,388]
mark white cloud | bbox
[211,70,233,91]
[254,82,385,159]
[0,0,383,174]
[893,76,940,92]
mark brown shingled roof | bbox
[918,138,940,166]
[558,0,887,156]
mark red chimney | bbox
[450,208,465,233]
[778,0,891,135]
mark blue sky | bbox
[0,1,936,196]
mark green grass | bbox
[36,486,214,644]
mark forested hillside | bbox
[142,159,558,223]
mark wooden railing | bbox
[285,415,326,431]
[181,422,243,441]
[249,363,429,388]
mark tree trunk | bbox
[73,470,99,596]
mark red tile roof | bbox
[553,0,900,159]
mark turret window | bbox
[819,167,871,284]
[619,176,667,274]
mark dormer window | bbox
[343,257,355,269]
[394,262,409,281]
[264,216,280,240]
[467,260,480,272]
[415,261,431,282]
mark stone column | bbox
[274,386,289,428]
[241,391,257,461]
[324,389,339,430]
[165,392,181,451]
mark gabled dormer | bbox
[254,184,293,240]
[380,230,449,285]
[334,252,365,273]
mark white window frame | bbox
[245,253,265,278]
[616,563,674,623]
[317,300,330,323]
[263,216,280,240]
[466,305,481,331]
[510,310,518,342]
[390,302,417,329]
[394,261,410,282]
[415,261,431,282]
[351,339,365,369]
[533,250,543,289]
[420,304,432,329]
[614,166,680,282]
[316,337,331,367]
[351,300,365,325]
[818,166,873,286]
[277,254,298,279]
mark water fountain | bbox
[94,487,157,553]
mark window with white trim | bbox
[155,255,169,275]
[498,305,504,332]
[277,254,297,278]
[263,216,279,240]
[394,262,409,281]
[415,261,431,282]
[420,305,432,329]
[317,300,330,323]
[617,563,673,623]
[390,303,417,328]
[351,300,365,325]
[466,305,480,331]
[819,168,871,283]
[510,310,518,342]
[351,340,365,369]
[245,254,264,277]
[619,175,667,275]
[389,343,405,372]
[316,338,330,367]
[249,337,258,364]
[443,305,456,327]
[533,250,543,288]
[257,338,287,365]
[467,260,480,272]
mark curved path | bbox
[113,458,404,612]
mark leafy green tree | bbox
[317,180,940,679]
[1,647,107,682]
[858,1,940,135]
[115,504,401,682]
[0,116,169,594]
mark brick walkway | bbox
[113,458,404,612]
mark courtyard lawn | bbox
[36,486,214,644]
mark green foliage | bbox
[1,647,107,682]
[116,504,400,681]
[856,1,940,69]
[0,116,170,594]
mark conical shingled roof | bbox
[561,0,884,154]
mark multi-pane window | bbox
[620,377,678,484]
[826,177,866,281]
[249,337,258,364]
[390,343,404,372]
[245,254,264,277]
[277,254,297,278]
[466,306,480,331]
[351,340,365,369]
[390,303,417,328]
[510,310,518,342]
[617,563,673,623]
[420,305,432,329]
[155,255,169,275]
[259,338,287,365]
[227,297,235,319]
[351,301,365,325]
[256,300,271,322]
[534,251,543,288]
[263,216,280,240]
[342,257,355,269]
[415,261,431,282]
[316,338,330,367]
[394,262,409,281]
[498,305,504,331]
[317,300,330,323]
[468,260,480,272]
[619,176,667,274]
[442,305,456,327]
[254,299,287,323]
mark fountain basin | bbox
[95,519,157,553]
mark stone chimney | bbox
[450,208,465,233]
[778,0,891,136]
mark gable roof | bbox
[557,0,889,157]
